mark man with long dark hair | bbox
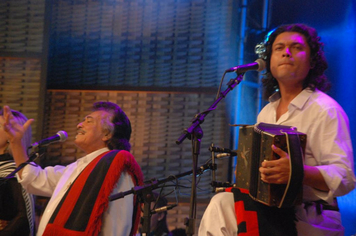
[199,23,355,235]
[257,23,355,235]
[2,101,144,236]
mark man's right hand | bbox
[3,105,33,144]
[2,105,34,173]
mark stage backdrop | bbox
[0,0,355,234]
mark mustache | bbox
[76,128,86,134]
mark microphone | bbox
[216,153,237,159]
[209,146,237,157]
[31,131,68,148]
[225,59,266,73]
[151,204,178,214]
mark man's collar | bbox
[79,147,110,164]
[291,88,313,109]
[268,88,313,109]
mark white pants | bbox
[295,203,344,236]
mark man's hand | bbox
[259,145,291,184]
[2,106,34,173]
[3,105,33,143]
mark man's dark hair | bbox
[92,101,131,151]
[261,23,331,100]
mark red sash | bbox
[43,150,143,236]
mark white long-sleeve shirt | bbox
[18,147,134,236]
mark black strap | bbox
[279,131,304,208]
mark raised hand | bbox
[2,106,33,144]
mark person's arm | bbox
[2,106,33,177]
[198,192,237,236]
[308,106,355,197]
[303,165,329,191]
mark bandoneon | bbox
[236,123,306,208]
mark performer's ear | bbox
[102,133,112,141]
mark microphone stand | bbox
[2,147,45,180]
[208,144,236,192]
[175,73,244,235]
[209,143,218,193]
[109,163,214,235]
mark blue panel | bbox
[321,3,356,235]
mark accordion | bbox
[236,123,306,208]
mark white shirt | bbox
[257,88,355,203]
[199,89,355,236]
[18,147,134,236]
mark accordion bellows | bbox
[236,123,307,208]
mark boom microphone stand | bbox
[2,147,45,180]
[109,163,214,235]
[175,73,244,235]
